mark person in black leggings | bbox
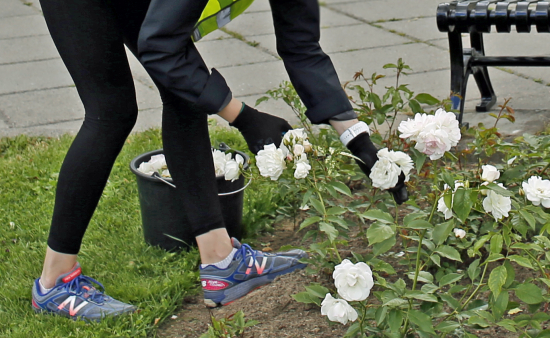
[31,0,408,320]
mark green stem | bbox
[403,186,441,335]
[444,262,489,320]
[541,161,550,179]
[524,249,547,278]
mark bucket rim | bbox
[129,148,250,183]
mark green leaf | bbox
[488,265,507,297]
[440,293,460,309]
[504,260,515,288]
[409,99,422,114]
[421,284,439,294]
[414,93,440,105]
[492,290,509,320]
[430,254,441,267]
[439,273,463,287]
[408,309,436,334]
[435,245,462,262]
[292,291,318,305]
[328,181,352,197]
[452,187,474,223]
[373,236,396,256]
[515,283,543,304]
[431,220,455,246]
[407,271,434,284]
[319,222,338,242]
[468,315,490,328]
[436,321,460,332]
[375,306,388,325]
[403,212,427,226]
[468,259,481,282]
[407,220,433,230]
[519,209,537,231]
[490,234,503,254]
[508,255,534,269]
[305,285,329,299]
[404,290,438,302]
[383,297,408,308]
[388,310,403,333]
[496,319,517,332]
[367,222,395,245]
[299,216,322,231]
[362,209,394,224]
[484,182,514,197]
[326,206,346,216]
[309,198,325,215]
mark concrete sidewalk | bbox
[1,0,550,138]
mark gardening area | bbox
[2,61,550,338]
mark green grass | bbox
[0,125,280,337]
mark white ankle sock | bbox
[201,248,238,269]
[39,278,53,294]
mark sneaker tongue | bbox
[56,263,82,285]
[231,237,242,249]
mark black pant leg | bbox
[137,0,232,114]
[113,1,226,237]
[268,0,353,124]
[40,0,138,254]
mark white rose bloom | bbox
[281,128,307,147]
[333,259,374,302]
[212,149,227,177]
[437,197,453,220]
[161,169,171,178]
[320,294,358,325]
[453,228,466,238]
[436,181,465,219]
[482,184,512,220]
[224,159,240,182]
[294,154,311,179]
[522,176,550,208]
[303,140,313,152]
[148,154,167,171]
[369,148,413,190]
[256,144,287,181]
[137,161,155,175]
[481,165,500,182]
[385,149,414,181]
[401,109,461,161]
[293,144,305,157]
[398,113,431,140]
[507,156,517,165]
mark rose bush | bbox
[259,59,550,337]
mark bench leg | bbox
[469,32,497,112]
[448,30,468,126]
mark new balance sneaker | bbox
[32,263,135,321]
[200,239,307,307]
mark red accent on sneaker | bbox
[62,267,82,283]
[201,279,229,291]
[32,299,39,309]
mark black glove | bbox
[346,132,409,205]
[229,105,292,155]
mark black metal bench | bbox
[437,0,550,124]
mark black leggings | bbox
[41,0,225,254]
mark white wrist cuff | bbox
[340,121,370,147]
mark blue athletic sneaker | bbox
[32,263,135,321]
[200,239,307,307]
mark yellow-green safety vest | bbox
[193,0,255,42]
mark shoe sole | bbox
[203,263,306,307]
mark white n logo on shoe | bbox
[58,296,88,316]
[245,257,267,275]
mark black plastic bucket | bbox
[129,147,249,251]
